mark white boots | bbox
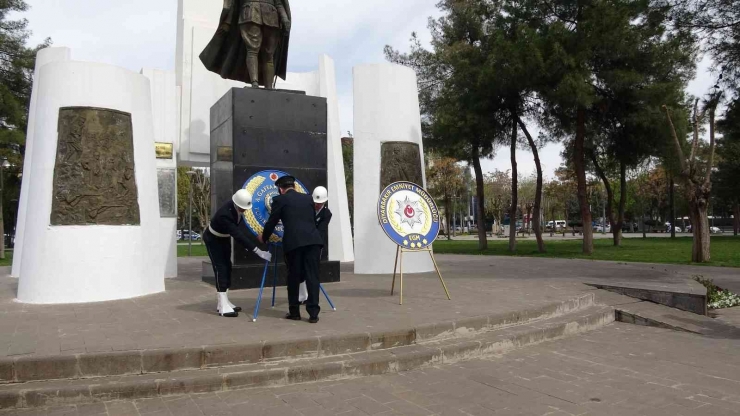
[217,292,238,317]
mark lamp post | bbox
[0,158,9,260]
[186,171,196,257]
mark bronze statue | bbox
[200,0,292,89]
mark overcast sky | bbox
[20,0,716,179]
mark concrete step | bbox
[0,293,595,385]
[595,289,740,337]
[0,306,614,410]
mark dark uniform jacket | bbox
[315,206,332,248]
[262,190,323,253]
[209,201,256,251]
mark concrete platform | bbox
[586,279,708,315]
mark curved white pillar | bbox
[12,47,72,278]
[17,60,165,304]
[352,63,433,274]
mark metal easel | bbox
[252,243,336,322]
[390,246,451,305]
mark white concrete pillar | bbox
[353,63,433,274]
[319,55,354,263]
[17,60,164,304]
[142,68,179,279]
[12,47,72,278]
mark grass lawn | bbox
[432,236,740,268]
[0,252,11,267]
[177,243,208,257]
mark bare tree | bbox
[191,170,211,244]
[663,95,721,262]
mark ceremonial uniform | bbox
[315,205,332,260]
[262,184,324,320]
[205,201,257,293]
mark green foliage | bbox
[715,99,740,207]
[433,236,740,268]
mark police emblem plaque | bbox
[376,181,450,305]
[241,170,308,244]
[377,181,441,250]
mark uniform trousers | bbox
[204,229,232,293]
[285,245,322,318]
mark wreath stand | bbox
[252,243,336,322]
[390,246,451,305]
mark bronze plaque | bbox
[155,142,173,159]
[51,107,140,226]
[380,142,424,190]
[217,146,233,162]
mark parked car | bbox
[710,226,723,234]
[594,224,611,233]
[179,230,201,241]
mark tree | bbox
[663,95,721,262]
[537,0,696,254]
[715,99,740,236]
[191,169,211,238]
[426,155,465,239]
[385,0,498,250]
[341,137,353,230]
[483,170,511,235]
[177,166,191,229]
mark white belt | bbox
[209,225,230,238]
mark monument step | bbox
[0,293,595,385]
[0,305,615,410]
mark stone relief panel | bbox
[51,107,140,226]
[157,169,177,218]
[380,142,423,191]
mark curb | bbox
[0,306,614,409]
[0,293,595,384]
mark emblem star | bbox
[394,196,424,228]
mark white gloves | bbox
[298,281,308,302]
[253,247,272,262]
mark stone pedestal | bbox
[203,87,340,289]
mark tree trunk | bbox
[733,202,739,236]
[670,176,676,239]
[444,195,452,240]
[614,161,626,246]
[575,108,593,254]
[590,150,619,246]
[509,116,518,252]
[518,118,545,253]
[471,148,488,250]
[689,197,711,262]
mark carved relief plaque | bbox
[157,168,177,218]
[380,142,423,191]
[51,107,140,226]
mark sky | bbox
[18,0,717,180]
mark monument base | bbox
[202,260,341,290]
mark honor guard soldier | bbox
[259,176,324,323]
[205,189,272,317]
[313,186,332,252]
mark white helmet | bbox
[312,186,328,204]
[232,189,253,210]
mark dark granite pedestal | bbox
[202,87,340,290]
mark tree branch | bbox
[662,105,688,175]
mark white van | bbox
[546,220,567,229]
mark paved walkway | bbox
[6,322,740,416]
[1,255,738,359]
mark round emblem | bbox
[241,170,307,244]
[377,181,441,250]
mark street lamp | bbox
[186,171,196,257]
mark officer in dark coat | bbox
[259,176,323,323]
[205,189,272,317]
